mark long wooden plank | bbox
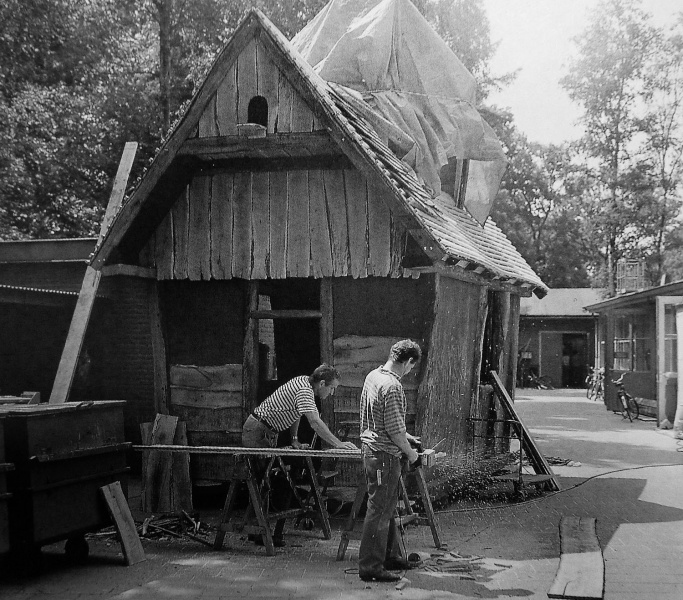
[231,172,252,278]
[50,142,137,404]
[210,172,233,279]
[198,94,219,137]
[251,171,270,279]
[155,210,174,279]
[548,517,604,600]
[276,72,294,133]
[367,184,392,276]
[323,170,350,276]
[490,370,560,491]
[344,170,368,279]
[146,414,178,513]
[188,174,211,280]
[308,169,334,277]
[170,364,242,390]
[269,171,288,278]
[149,283,169,415]
[134,444,362,459]
[237,37,258,124]
[286,170,310,277]
[172,185,190,279]
[170,388,242,409]
[100,481,146,566]
[256,40,279,134]
[216,62,238,136]
[171,422,193,511]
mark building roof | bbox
[520,288,606,317]
[585,280,683,312]
[90,9,547,297]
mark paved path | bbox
[1,388,682,599]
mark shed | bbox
[519,288,605,388]
[586,281,683,423]
[74,8,545,483]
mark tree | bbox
[634,22,683,284]
[561,0,662,294]
[487,109,590,287]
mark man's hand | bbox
[406,433,421,447]
[407,448,419,464]
[336,441,358,450]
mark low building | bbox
[586,281,683,423]
[519,288,605,388]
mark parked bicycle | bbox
[585,366,604,401]
[525,371,555,390]
[611,374,639,422]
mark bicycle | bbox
[585,367,604,401]
[611,374,639,422]
[525,371,555,390]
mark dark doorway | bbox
[561,333,588,388]
[256,279,321,445]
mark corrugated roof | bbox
[520,288,606,317]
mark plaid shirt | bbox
[359,367,407,457]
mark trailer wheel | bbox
[65,536,89,563]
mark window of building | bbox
[613,312,653,372]
[664,305,678,372]
[247,95,268,127]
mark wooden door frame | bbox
[656,296,683,424]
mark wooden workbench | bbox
[133,445,442,556]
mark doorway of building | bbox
[561,333,588,388]
[255,278,321,445]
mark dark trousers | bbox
[241,415,289,539]
[358,446,402,575]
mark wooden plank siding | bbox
[147,169,407,281]
[196,37,321,137]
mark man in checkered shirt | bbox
[358,340,422,582]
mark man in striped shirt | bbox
[358,340,422,582]
[242,364,356,546]
[243,364,357,451]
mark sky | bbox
[482,0,682,145]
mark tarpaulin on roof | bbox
[292,0,507,224]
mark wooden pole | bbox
[50,142,137,404]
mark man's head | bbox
[389,340,422,377]
[309,364,341,400]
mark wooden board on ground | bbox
[548,516,604,600]
[100,481,146,566]
[490,370,560,491]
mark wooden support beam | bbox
[101,264,157,279]
[50,142,138,404]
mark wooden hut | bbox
[85,10,547,483]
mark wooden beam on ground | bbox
[100,481,146,566]
[490,370,561,491]
[49,142,138,404]
[548,517,604,599]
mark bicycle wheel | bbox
[626,396,639,421]
[586,378,593,399]
[588,380,598,401]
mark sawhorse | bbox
[336,466,443,560]
[213,454,331,555]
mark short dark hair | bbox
[390,340,422,364]
[310,364,341,385]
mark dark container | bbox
[0,415,12,555]
[1,401,129,560]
